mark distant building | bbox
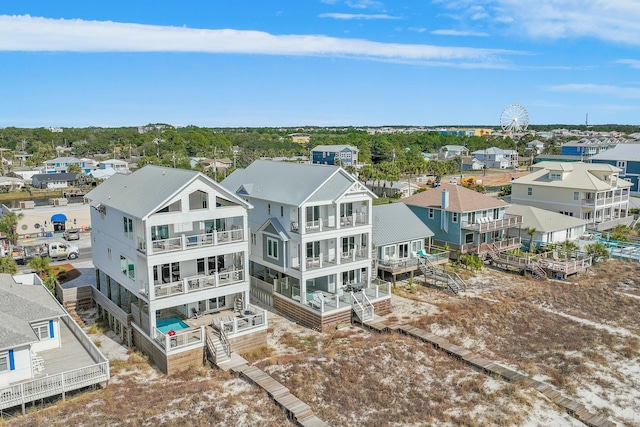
[561,138,618,157]
[99,159,130,174]
[43,157,98,174]
[288,133,311,144]
[590,143,640,195]
[471,147,518,169]
[31,173,78,189]
[310,145,359,166]
[438,145,469,159]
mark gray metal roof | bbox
[590,143,640,162]
[506,204,589,232]
[222,160,371,206]
[311,145,358,153]
[373,203,433,246]
[86,165,249,220]
[0,274,66,350]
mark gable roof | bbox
[86,165,250,219]
[373,203,433,246]
[506,204,589,232]
[32,173,77,181]
[311,145,358,153]
[257,218,290,241]
[513,162,632,190]
[401,183,509,212]
[0,274,66,349]
[590,143,640,162]
[221,160,374,206]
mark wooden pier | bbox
[216,353,329,426]
[362,318,617,427]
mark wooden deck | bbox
[215,352,329,426]
[362,318,617,427]
[36,319,103,378]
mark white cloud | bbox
[616,59,640,69]
[442,0,640,46]
[318,13,399,20]
[0,15,521,67]
[345,0,383,9]
[545,83,640,99]
[431,29,488,37]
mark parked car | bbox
[63,228,80,241]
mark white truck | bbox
[10,242,80,265]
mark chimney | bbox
[441,188,449,210]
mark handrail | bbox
[0,362,109,410]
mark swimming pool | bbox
[156,317,190,334]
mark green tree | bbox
[0,257,18,274]
[0,211,24,245]
[525,227,537,252]
[584,243,610,263]
[67,163,81,173]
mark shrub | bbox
[584,243,610,263]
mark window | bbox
[32,321,51,340]
[398,243,409,258]
[251,233,256,245]
[573,191,580,201]
[527,187,533,196]
[0,350,15,372]
[452,212,458,223]
[151,225,169,240]
[120,256,135,280]
[123,217,134,239]
[267,237,279,260]
[280,206,284,217]
[465,233,474,244]
[107,248,112,261]
[549,173,561,180]
[306,241,320,258]
[428,208,434,219]
[268,204,271,215]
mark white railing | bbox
[216,305,267,335]
[0,362,109,411]
[147,229,244,254]
[461,214,522,231]
[152,326,205,350]
[154,269,244,299]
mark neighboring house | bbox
[0,176,25,191]
[31,173,78,189]
[590,143,640,196]
[99,159,131,174]
[460,156,484,171]
[510,161,633,231]
[504,204,589,249]
[471,147,518,169]
[0,273,109,413]
[43,157,98,174]
[438,145,469,159]
[86,165,267,374]
[310,145,359,166]
[526,140,545,155]
[289,133,311,144]
[534,154,584,164]
[221,160,390,331]
[367,180,421,198]
[373,203,445,285]
[402,183,522,257]
[561,138,618,157]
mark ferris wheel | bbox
[500,104,529,132]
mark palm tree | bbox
[525,227,537,252]
[0,211,24,245]
[0,257,18,274]
[27,256,52,277]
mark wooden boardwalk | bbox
[363,319,617,427]
[216,353,328,426]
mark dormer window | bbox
[549,172,562,181]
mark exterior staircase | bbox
[418,256,466,294]
[206,327,231,365]
[531,261,548,280]
[351,291,374,323]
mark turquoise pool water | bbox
[156,317,189,333]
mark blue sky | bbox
[1,1,639,128]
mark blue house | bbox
[402,183,522,257]
[561,138,618,157]
[310,145,359,167]
[590,143,640,195]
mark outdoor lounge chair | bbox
[191,308,201,319]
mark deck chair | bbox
[191,307,201,319]
[417,249,428,258]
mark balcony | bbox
[461,214,522,232]
[141,229,244,255]
[154,269,244,299]
[290,212,368,234]
[304,281,391,313]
